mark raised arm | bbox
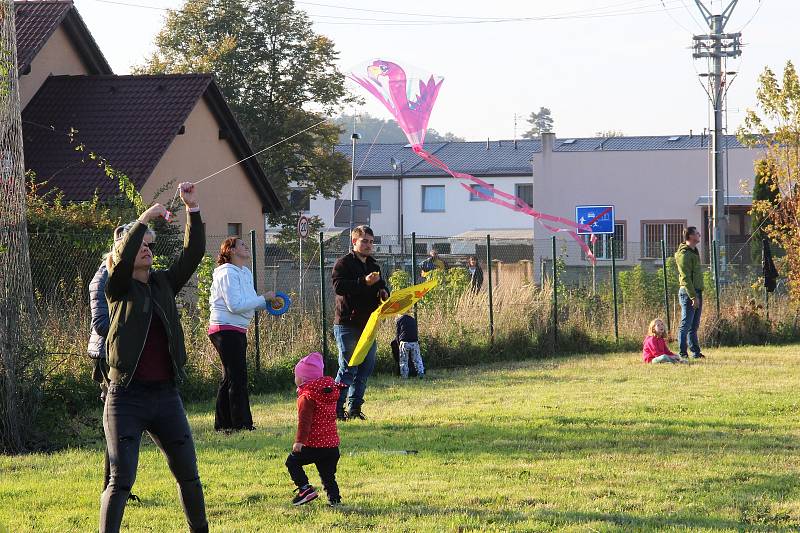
[106,204,168,299]
[166,182,206,294]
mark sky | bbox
[71,0,796,141]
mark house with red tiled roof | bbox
[15,0,282,244]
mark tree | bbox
[273,214,324,263]
[738,61,800,302]
[335,113,465,145]
[521,107,554,138]
[138,0,353,220]
[595,130,624,138]
[749,159,781,263]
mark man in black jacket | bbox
[332,225,389,420]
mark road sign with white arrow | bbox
[575,205,615,235]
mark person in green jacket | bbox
[100,183,208,533]
[674,226,706,359]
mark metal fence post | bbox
[319,232,329,367]
[611,236,619,344]
[552,235,558,349]
[249,229,260,372]
[661,239,671,333]
[411,232,418,321]
[713,239,721,317]
[486,234,494,346]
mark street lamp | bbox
[391,157,404,253]
[349,132,361,232]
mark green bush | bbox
[195,255,216,324]
[388,269,411,292]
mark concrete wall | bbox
[140,97,266,248]
[19,26,90,109]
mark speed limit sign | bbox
[297,215,310,239]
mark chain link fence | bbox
[28,225,795,384]
[1,0,39,453]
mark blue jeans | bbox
[333,324,377,413]
[100,381,207,533]
[678,288,702,356]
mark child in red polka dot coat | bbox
[285,352,347,506]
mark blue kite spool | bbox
[267,292,291,316]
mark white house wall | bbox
[304,175,537,240]
[531,147,758,245]
[290,142,761,267]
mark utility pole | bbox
[692,0,741,280]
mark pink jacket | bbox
[642,336,674,363]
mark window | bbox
[358,186,382,212]
[641,221,685,258]
[422,185,445,212]
[432,242,451,254]
[468,183,494,201]
[584,222,625,260]
[289,188,310,211]
[227,223,242,237]
[515,183,533,208]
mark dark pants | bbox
[100,381,207,533]
[209,331,253,431]
[678,288,703,356]
[285,446,340,502]
[334,324,377,413]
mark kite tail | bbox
[412,144,597,264]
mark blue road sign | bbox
[576,205,615,235]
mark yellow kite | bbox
[347,278,438,367]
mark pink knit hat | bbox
[294,352,324,383]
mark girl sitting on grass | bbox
[642,318,685,364]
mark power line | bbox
[90,0,176,10]
[679,0,707,30]
[310,5,688,26]
[660,0,697,34]
[737,0,765,32]
[298,0,676,21]
[87,0,686,25]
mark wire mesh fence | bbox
[28,225,793,377]
[1,0,39,452]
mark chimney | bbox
[541,132,555,154]
[514,139,518,150]
[486,137,490,150]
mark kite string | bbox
[169,118,329,211]
[297,120,387,283]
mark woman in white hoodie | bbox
[208,237,274,432]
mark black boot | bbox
[348,406,367,420]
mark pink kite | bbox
[350,59,597,263]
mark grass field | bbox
[3,345,800,532]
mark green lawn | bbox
[3,345,800,532]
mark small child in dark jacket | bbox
[286,352,346,506]
[396,312,425,379]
